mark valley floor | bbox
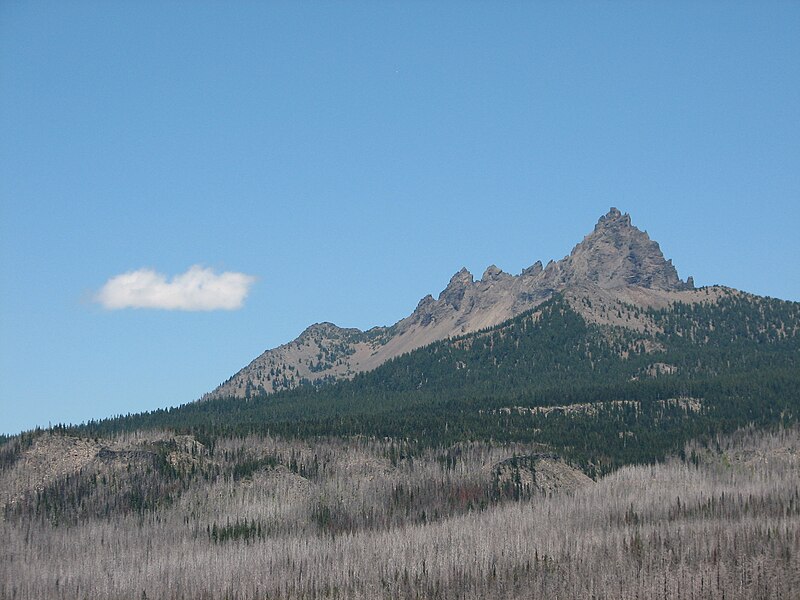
[2,428,799,599]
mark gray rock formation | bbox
[205,208,696,400]
[557,207,690,290]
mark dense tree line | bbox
[50,293,800,473]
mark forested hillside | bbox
[61,290,800,474]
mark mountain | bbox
[69,205,799,469]
[6,208,800,600]
[207,208,697,400]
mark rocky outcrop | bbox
[492,454,594,496]
[205,208,696,400]
[556,207,691,290]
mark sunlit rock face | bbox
[206,208,695,400]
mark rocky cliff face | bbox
[205,208,696,400]
[556,207,691,290]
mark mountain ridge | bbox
[205,208,696,400]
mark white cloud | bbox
[95,265,256,311]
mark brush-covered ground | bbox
[1,426,798,600]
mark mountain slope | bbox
[207,208,696,400]
[65,205,800,470]
[79,289,800,473]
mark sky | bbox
[1,2,798,435]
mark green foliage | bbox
[209,518,265,544]
[67,293,800,474]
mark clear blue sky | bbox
[2,2,798,435]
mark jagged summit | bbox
[439,268,474,310]
[560,207,692,291]
[594,206,630,229]
[205,209,697,400]
[482,265,511,282]
[435,207,689,297]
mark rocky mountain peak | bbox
[563,208,691,291]
[439,268,474,310]
[416,294,435,311]
[481,265,510,282]
[301,322,338,333]
[594,206,631,231]
[206,208,695,401]
[297,322,349,342]
[450,267,474,283]
[522,261,544,277]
